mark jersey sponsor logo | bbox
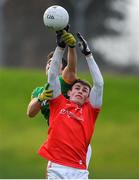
[59,107,84,121]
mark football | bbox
[43,5,69,31]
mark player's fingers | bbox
[45,89,53,93]
[44,83,49,90]
[65,38,74,44]
[46,96,53,100]
[44,91,53,96]
[62,32,70,39]
[45,91,53,95]
[46,94,53,98]
[62,33,75,42]
[62,34,73,42]
[77,32,84,42]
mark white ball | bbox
[43,5,69,31]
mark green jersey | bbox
[31,75,72,123]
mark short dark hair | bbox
[71,79,92,92]
[47,51,67,70]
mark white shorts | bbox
[47,161,89,179]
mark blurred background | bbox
[0,0,139,178]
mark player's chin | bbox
[74,99,84,106]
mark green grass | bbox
[0,68,139,178]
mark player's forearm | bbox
[67,47,77,72]
[48,46,64,80]
[86,54,104,107]
[48,46,64,97]
[27,98,41,118]
[86,54,104,87]
[62,47,77,83]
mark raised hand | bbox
[38,83,53,102]
[56,24,70,48]
[77,32,91,56]
[62,30,76,48]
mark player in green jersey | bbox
[30,50,76,123]
[27,28,77,123]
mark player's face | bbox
[68,83,90,106]
[46,58,63,75]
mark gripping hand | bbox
[77,32,91,56]
[62,30,76,48]
[56,24,70,48]
[38,83,53,102]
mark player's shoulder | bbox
[58,75,69,86]
[84,101,101,113]
[50,94,66,104]
[59,74,76,85]
[58,74,69,83]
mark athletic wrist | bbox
[37,97,43,104]
[85,52,92,57]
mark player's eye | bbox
[83,89,88,93]
[75,87,80,90]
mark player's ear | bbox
[67,90,71,97]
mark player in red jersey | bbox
[38,32,104,179]
[27,28,92,172]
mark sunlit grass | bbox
[0,68,139,178]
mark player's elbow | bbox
[27,99,41,118]
[27,112,35,118]
[95,80,104,89]
[27,110,35,118]
[27,108,37,118]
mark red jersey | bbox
[38,94,100,169]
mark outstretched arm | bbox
[86,54,104,108]
[27,46,63,117]
[27,45,64,117]
[62,47,77,84]
[60,27,77,84]
[48,46,65,98]
[48,29,77,97]
[77,32,104,108]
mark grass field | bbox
[0,68,139,178]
